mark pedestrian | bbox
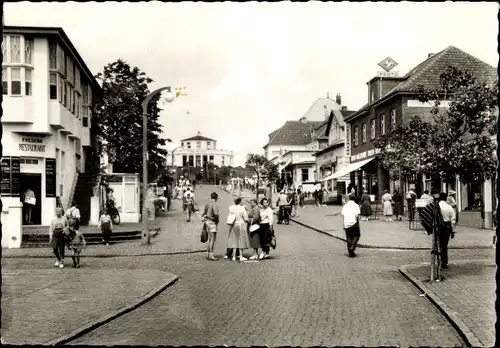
[69,227,86,268]
[438,192,456,269]
[184,187,196,222]
[321,186,328,207]
[447,190,459,225]
[202,192,220,261]
[49,207,69,268]
[392,189,404,221]
[359,189,372,221]
[293,189,300,217]
[258,197,274,260]
[224,200,240,260]
[381,189,394,222]
[277,190,290,224]
[247,198,262,260]
[98,208,113,246]
[341,194,361,257]
[406,187,417,220]
[299,188,305,208]
[23,188,36,224]
[226,197,250,261]
[65,201,81,247]
[313,189,320,207]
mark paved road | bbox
[48,187,471,347]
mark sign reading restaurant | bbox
[19,137,46,152]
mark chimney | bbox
[336,93,342,105]
[341,106,347,111]
[299,117,308,124]
[197,131,201,136]
[428,53,434,58]
[327,92,330,98]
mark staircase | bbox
[72,172,95,226]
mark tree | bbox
[216,166,232,183]
[94,59,169,181]
[244,154,280,199]
[374,66,497,188]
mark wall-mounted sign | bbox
[45,158,57,197]
[377,71,400,77]
[19,137,46,152]
[11,157,20,197]
[1,157,12,196]
[345,124,351,157]
[407,99,451,108]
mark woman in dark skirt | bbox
[360,190,372,221]
[258,198,274,260]
[392,189,403,221]
[247,198,261,260]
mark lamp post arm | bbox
[141,86,173,111]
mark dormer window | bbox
[207,141,211,149]
[181,142,184,148]
[187,142,191,149]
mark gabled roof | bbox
[325,109,355,136]
[264,120,323,147]
[311,120,329,141]
[345,46,497,122]
[300,97,342,122]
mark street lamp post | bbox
[141,86,175,245]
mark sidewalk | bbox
[1,268,178,345]
[225,189,494,249]
[400,260,495,348]
[2,198,207,258]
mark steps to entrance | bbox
[21,228,160,248]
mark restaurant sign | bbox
[19,137,46,152]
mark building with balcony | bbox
[2,26,100,226]
[342,46,497,228]
[171,131,234,181]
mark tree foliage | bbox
[374,66,497,185]
[245,153,279,198]
[94,59,168,181]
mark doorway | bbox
[20,173,42,225]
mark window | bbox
[187,142,191,149]
[20,157,39,165]
[301,168,309,182]
[11,68,21,95]
[50,73,58,99]
[66,56,74,84]
[221,155,224,165]
[196,155,201,167]
[25,69,32,96]
[181,142,184,148]
[370,119,376,139]
[49,42,57,69]
[371,91,375,103]
[354,126,359,146]
[2,69,7,95]
[207,141,211,150]
[197,141,201,149]
[82,112,89,127]
[75,68,81,90]
[390,109,396,129]
[75,92,81,117]
[70,86,75,112]
[9,36,21,63]
[1,36,5,60]
[59,77,63,103]
[24,37,33,64]
[57,45,65,74]
[63,83,68,107]
[362,123,367,143]
[82,83,89,104]
[380,114,386,135]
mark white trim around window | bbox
[380,114,386,135]
[2,66,33,96]
[354,126,359,146]
[362,123,367,143]
[370,119,376,139]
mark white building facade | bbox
[1,26,100,226]
[172,132,234,168]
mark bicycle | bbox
[104,191,121,225]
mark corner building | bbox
[2,26,100,226]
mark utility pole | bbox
[430,193,441,282]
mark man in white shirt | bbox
[341,194,361,257]
[438,192,456,269]
[277,191,290,223]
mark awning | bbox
[320,157,374,182]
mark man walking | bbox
[438,192,456,269]
[341,194,361,257]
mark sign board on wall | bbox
[1,157,21,197]
[19,137,46,152]
[345,124,351,157]
[45,158,57,197]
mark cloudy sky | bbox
[5,2,498,165]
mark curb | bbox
[44,273,180,345]
[2,248,208,259]
[399,262,487,348]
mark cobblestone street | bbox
[1,186,495,346]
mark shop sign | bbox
[1,157,20,197]
[45,158,57,197]
[345,124,351,156]
[19,137,46,152]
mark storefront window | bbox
[466,180,483,211]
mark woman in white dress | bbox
[381,189,393,222]
[226,197,250,261]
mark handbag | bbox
[270,235,277,249]
[226,214,236,225]
[200,223,208,243]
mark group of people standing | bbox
[200,192,276,261]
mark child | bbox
[98,209,113,246]
[69,228,86,268]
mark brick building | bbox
[343,46,496,228]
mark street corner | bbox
[399,260,495,348]
[1,268,178,345]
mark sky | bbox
[5,1,498,166]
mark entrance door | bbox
[20,173,42,225]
